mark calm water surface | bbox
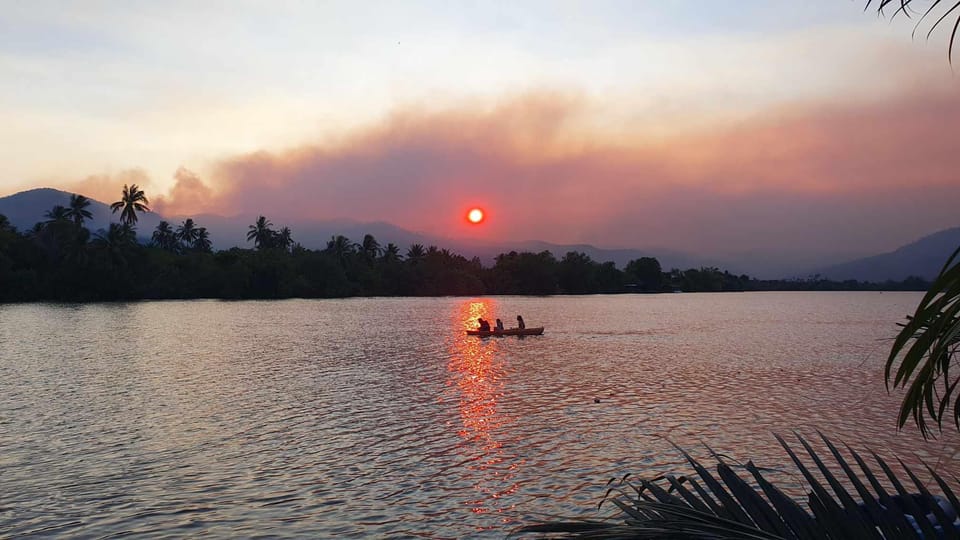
[1,292,958,537]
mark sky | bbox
[2,1,959,262]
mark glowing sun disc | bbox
[467,208,485,224]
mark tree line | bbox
[0,186,930,302]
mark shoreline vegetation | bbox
[0,192,931,302]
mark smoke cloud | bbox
[58,87,960,260]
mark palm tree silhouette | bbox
[277,226,293,251]
[325,235,354,263]
[382,243,402,262]
[151,221,178,252]
[246,216,275,249]
[177,219,201,250]
[66,194,93,229]
[194,227,212,253]
[406,243,425,260]
[93,223,137,266]
[44,205,70,223]
[361,234,381,259]
[110,184,150,226]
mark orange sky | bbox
[102,85,954,259]
[3,3,959,260]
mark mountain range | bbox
[812,227,960,282]
[1,187,957,282]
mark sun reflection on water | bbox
[447,299,521,522]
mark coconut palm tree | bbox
[151,221,178,252]
[360,233,381,259]
[176,218,201,250]
[194,227,212,253]
[93,223,137,266]
[277,226,293,252]
[406,243,425,260]
[44,205,70,223]
[246,216,275,249]
[66,194,93,229]
[36,205,75,260]
[110,184,150,226]
[382,243,402,262]
[325,235,354,263]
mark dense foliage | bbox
[0,209,930,302]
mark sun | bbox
[467,208,485,224]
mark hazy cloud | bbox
[146,87,957,259]
[65,169,153,206]
[153,167,215,217]
[37,84,960,264]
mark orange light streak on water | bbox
[448,299,521,521]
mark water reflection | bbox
[447,299,520,521]
[4,294,954,538]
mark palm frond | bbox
[518,433,960,539]
[867,0,960,63]
[887,246,960,437]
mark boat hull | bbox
[466,326,544,337]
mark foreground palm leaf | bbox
[887,247,960,437]
[868,0,960,63]
[518,433,960,539]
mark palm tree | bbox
[246,216,275,249]
[382,243,402,262]
[360,233,381,259]
[151,221,178,252]
[110,184,150,226]
[194,227,212,253]
[325,235,354,263]
[277,226,293,251]
[66,194,93,229]
[36,205,75,260]
[406,243,425,260]
[93,223,137,266]
[44,205,70,223]
[176,218,201,250]
[0,214,13,234]
[887,246,960,438]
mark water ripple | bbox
[1,293,957,537]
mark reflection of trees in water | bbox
[448,299,520,519]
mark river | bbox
[1,292,957,537]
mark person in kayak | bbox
[495,318,504,331]
[477,318,491,332]
[516,315,525,329]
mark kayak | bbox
[466,326,544,337]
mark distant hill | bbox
[0,187,164,239]
[9,187,928,278]
[815,227,960,282]
[0,188,715,270]
[171,217,712,270]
